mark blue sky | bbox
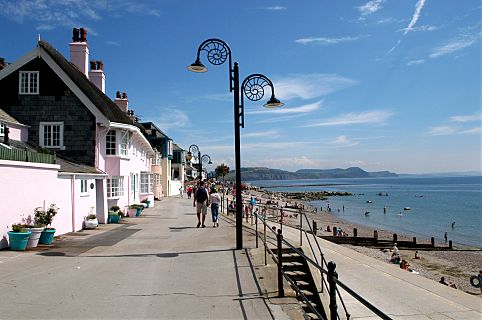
[1,0,480,174]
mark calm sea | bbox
[250,176,482,248]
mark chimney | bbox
[69,27,89,75]
[114,91,129,113]
[88,60,106,93]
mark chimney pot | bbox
[72,28,80,42]
[122,92,127,99]
[97,60,103,70]
[80,28,87,42]
[90,60,97,70]
[116,91,121,98]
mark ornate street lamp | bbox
[186,144,211,182]
[188,38,283,249]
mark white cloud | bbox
[243,130,279,138]
[153,107,190,132]
[450,113,482,122]
[295,36,361,45]
[254,114,307,124]
[244,156,323,171]
[428,126,458,136]
[358,0,384,17]
[274,74,357,101]
[404,0,426,35]
[247,100,322,115]
[304,110,393,127]
[407,59,426,66]
[459,127,482,135]
[264,6,287,11]
[330,135,359,147]
[399,24,439,33]
[429,34,478,58]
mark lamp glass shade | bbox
[263,96,284,108]
[187,60,208,73]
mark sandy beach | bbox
[244,189,482,296]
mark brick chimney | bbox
[114,91,129,113]
[69,27,89,75]
[89,60,105,93]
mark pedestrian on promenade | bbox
[179,186,184,198]
[209,188,221,227]
[194,181,209,228]
[187,186,193,199]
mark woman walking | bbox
[210,188,221,227]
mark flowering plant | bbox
[34,204,59,229]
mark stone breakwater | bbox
[263,190,352,201]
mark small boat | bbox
[364,211,370,215]
[366,200,372,203]
[403,207,411,211]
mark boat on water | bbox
[366,200,372,203]
[364,211,370,215]
[403,207,411,211]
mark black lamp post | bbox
[185,144,212,182]
[188,39,283,249]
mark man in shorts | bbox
[194,181,209,228]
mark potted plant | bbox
[141,198,151,208]
[8,223,32,251]
[84,207,98,229]
[21,214,44,249]
[129,204,143,217]
[108,206,121,223]
[34,204,59,245]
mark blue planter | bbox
[39,229,56,245]
[135,208,142,217]
[145,201,151,208]
[8,231,32,251]
[109,215,120,223]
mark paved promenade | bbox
[0,197,287,320]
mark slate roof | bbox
[38,41,134,125]
[0,108,22,125]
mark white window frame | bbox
[80,179,88,196]
[155,153,161,165]
[120,131,129,156]
[0,123,4,137]
[140,173,154,194]
[107,176,124,198]
[39,122,64,149]
[155,174,161,186]
[106,130,116,155]
[19,71,39,95]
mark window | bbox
[80,180,88,195]
[40,122,63,148]
[19,71,39,94]
[107,176,124,198]
[140,173,153,194]
[0,123,4,137]
[141,150,146,161]
[120,131,129,156]
[155,153,161,165]
[155,174,161,186]
[106,130,116,155]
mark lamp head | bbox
[187,58,208,73]
[263,95,284,108]
[185,151,193,161]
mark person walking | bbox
[209,188,221,227]
[179,186,184,198]
[187,186,193,199]
[194,181,209,228]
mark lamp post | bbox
[188,39,283,249]
[185,144,212,182]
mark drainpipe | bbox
[71,175,76,232]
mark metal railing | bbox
[233,195,391,320]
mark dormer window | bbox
[19,71,39,94]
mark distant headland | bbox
[222,166,398,181]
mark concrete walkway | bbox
[0,197,288,320]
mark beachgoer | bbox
[392,243,399,255]
[209,188,221,227]
[451,221,455,228]
[414,250,421,259]
[193,181,209,228]
[444,232,448,243]
[179,186,184,198]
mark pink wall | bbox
[4,124,27,142]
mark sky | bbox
[0,0,480,174]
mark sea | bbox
[249,176,482,248]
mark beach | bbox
[245,188,482,296]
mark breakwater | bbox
[264,190,352,201]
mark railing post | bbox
[328,261,338,320]
[313,220,317,236]
[431,237,435,247]
[264,218,267,266]
[255,211,258,248]
[393,233,398,243]
[299,209,303,246]
[277,229,284,298]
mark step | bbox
[282,261,305,269]
[284,270,307,280]
[281,253,303,262]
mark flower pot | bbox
[26,227,44,249]
[8,231,32,251]
[109,215,120,223]
[144,200,151,208]
[135,208,142,217]
[39,229,56,245]
[84,218,98,229]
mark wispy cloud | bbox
[450,113,482,122]
[264,6,287,11]
[387,0,426,54]
[295,36,362,45]
[106,41,121,46]
[429,33,478,58]
[204,93,232,102]
[274,74,357,101]
[304,110,393,127]
[243,156,323,171]
[247,100,323,115]
[399,24,439,33]
[152,107,190,132]
[358,0,384,17]
[254,114,307,124]
[243,130,280,138]
[428,125,481,136]
[407,59,426,66]
[459,127,482,134]
[330,135,359,147]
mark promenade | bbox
[0,196,480,319]
[0,197,286,320]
